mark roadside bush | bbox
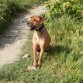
[45,0,83,20]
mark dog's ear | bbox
[39,16,44,21]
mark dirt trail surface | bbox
[0,6,47,68]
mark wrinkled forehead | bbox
[31,16,39,21]
[27,16,37,21]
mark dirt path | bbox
[0,5,47,68]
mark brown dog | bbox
[27,15,51,68]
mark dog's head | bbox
[27,15,44,31]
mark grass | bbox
[0,0,83,83]
[0,14,83,83]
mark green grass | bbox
[0,14,83,83]
[0,0,83,83]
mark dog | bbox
[27,15,51,68]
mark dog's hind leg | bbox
[45,45,51,52]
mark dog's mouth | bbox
[27,22,36,31]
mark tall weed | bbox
[44,13,83,83]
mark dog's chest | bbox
[33,32,43,44]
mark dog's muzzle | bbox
[27,22,36,31]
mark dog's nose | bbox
[28,22,33,27]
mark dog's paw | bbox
[28,65,37,71]
[37,64,41,69]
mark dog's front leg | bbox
[32,44,37,67]
[38,48,44,66]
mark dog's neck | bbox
[35,24,44,32]
[35,25,46,36]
